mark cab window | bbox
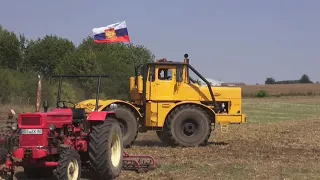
[158,68,172,80]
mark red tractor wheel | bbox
[89,117,123,180]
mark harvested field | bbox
[241,83,320,97]
[1,96,320,179]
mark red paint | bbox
[63,138,74,148]
[94,35,130,44]
[19,133,49,147]
[18,108,73,129]
[12,148,24,159]
[32,148,49,159]
[45,161,58,167]
[76,140,87,152]
[87,111,115,121]
[12,148,50,160]
[87,111,107,121]
[5,157,12,168]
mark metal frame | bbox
[51,75,109,111]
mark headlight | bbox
[110,103,117,109]
[49,124,56,131]
[11,123,18,130]
[221,103,225,109]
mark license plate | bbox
[21,129,43,135]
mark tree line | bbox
[0,25,155,106]
[265,74,315,85]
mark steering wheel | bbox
[57,100,76,109]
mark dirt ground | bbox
[120,119,320,180]
[0,97,320,180]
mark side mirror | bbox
[42,100,49,112]
[176,66,183,83]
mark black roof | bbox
[146,62,188,66]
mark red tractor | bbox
[0,75,156,180]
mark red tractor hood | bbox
[18,108,73,129]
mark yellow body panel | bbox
[145,102,158,127]
[216,113,247,124]
[76,99,142,117]
[75,99,107,113]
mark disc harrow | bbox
[122,151,157,173]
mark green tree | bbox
[24,35,76,78]
[0,26,21,70]
[0,25,156,104]
[300,74,312,83]
[265,77,275,84]
[18,33,30,72]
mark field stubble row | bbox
[240,83,320,97]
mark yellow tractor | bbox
[76,54,247,148]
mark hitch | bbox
[220,123,229,133]
[122,151,157,173]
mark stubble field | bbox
[241,83,320,97]
[1,96,320,179]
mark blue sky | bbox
[1,0,319,84]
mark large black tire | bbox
[54,149,82,180]
[165,105,211,147]
[114,106,138,148]
[89,118,123,180]
[156,128,173,145]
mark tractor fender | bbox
[97,99,143,118]
[162,101,216,126]
[87,111,116,121]
[76,99,107,113]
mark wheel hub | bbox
[67,160,79,180]
[182,121,197,136]
[111,133,121,167]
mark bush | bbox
[256,90,267,97]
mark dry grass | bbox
[1,96,320,179]
[241,83,320,97]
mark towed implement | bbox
[77,54,247,148]
[0,75,156,180]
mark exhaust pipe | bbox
[36,75,42,112]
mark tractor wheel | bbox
[114,106,138,148]
[54,149,81,180]
[165,105,211,147]
[89,118,123,180]
[156,128,173,145]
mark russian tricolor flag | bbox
[93,21,131,44]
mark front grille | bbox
[21,117,41,126]
[19,134,46,147]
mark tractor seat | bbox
[72,108,86,120]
